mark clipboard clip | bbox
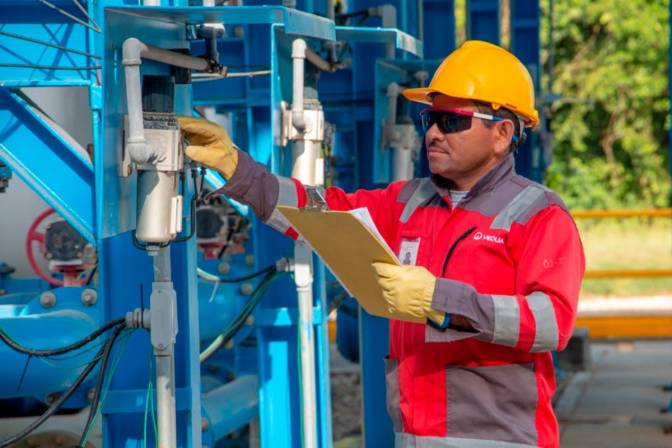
[305,186,328,212]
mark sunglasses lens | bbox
[421,111,473,134]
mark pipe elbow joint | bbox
[292,38,307,59]
[122,37,145,66]
[126,137,151,165]
[387,82,401,97]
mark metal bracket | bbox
[305,186,327,211]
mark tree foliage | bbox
[543,0,670,209]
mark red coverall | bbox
[220,151,585,448]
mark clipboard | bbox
[277,206,424,323]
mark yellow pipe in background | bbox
[576,316,672,339]
[572,208,672,219]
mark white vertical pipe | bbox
[151,248,177,448]
[290,37,318,448]
[386,82,412,181]
[294,240,317,448]
[291,39,307,132]
[143,0,161,6]
[393,146,413,181]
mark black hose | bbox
[0,317,126,357]
[0,323,126,447]
[200,270,279,363]
[77,324,126,447]
[199,264,276,284]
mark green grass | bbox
[577,218,672,297]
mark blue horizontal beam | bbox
[0,89,94,243]
[202,375,258,443]
[335,26,424,58]
[106,6,336,42]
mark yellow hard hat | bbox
[403,40,539,128]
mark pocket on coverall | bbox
[446,363,538,445]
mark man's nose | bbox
[426,123,444,141]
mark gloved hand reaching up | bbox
[178,116,239,180]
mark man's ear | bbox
[493,120,515,156]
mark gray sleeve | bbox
[216,151,280,222]
[425,278,496,343]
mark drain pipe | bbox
[385,82,419,181]
[290,37,319,448]
[386,83,409,180]
[122,37,213,165]
[149,247,179,448]
[291,39,307,133]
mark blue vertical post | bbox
[423,0,456,59]
[510,0,542,181]
[467,0,500,43]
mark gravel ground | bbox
[330,371,362,440]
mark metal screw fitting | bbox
[245,254,255,267]
[81,289,97,306]
[240,283,253,296]
[86,387,96,403]
[40,292,57,309]
[201,417,209,431]
[218,262,230,275]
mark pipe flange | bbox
[81,289,97,306]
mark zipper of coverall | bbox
[440,225,477,276]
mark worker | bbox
[179,40,585,448]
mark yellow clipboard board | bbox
[278,206,423,322]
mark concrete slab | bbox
[558,341,672,447]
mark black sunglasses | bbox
[420,107,507,134]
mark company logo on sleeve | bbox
[473,231,504,245]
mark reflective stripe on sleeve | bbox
[491,294,520,347]
[527,291,559,352]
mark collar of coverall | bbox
[430,153,515,204]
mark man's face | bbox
[425,96,502,185]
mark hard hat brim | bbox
[401,87,437,105]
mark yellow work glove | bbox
[178,116,239,180]
[372,262,449,328]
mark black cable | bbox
[199,264,276,283]
[336,9,369,21]
[0,324,125,448]
[172,169,199,243]
[85,265,97,286]
[0,317,125,357]
[216,217,243,259]
[77,324,126,447]
[200,269,279,363]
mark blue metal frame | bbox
[467,0,500,44]
[0,89,95,243]
[510,0,543,182]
